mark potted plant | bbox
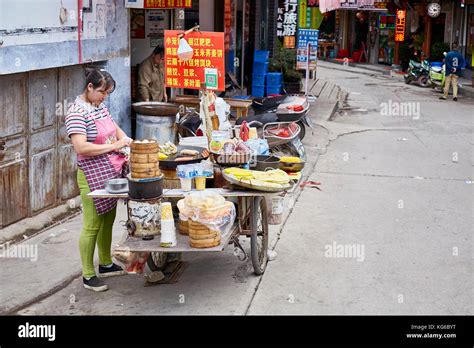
[269,42,303,94]
[430,42,450,62]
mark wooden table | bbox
[318,41,338,59]
[171,95,253,119]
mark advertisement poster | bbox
[164,30,225,91]
[147,10,166,47]
[131,9,146,39]
[296,29,319,70]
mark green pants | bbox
[77,170,116,278]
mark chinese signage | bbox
[164,30,225,91]
[296,29,319,70]
[395,9,406,42]
[299,0,311,28]
[378,14,395,29]
[125,0,192,8]
[277,0,298,48]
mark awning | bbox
[319,0,388,13]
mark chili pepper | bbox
[240,120,250,141]
[300,181,322,191]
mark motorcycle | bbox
[236,95,310,140]
[404,59,430,87]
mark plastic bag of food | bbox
[113,248,150,274]
[214,98,231,130]
[176,191,236,237]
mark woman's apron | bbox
[78,114,128,215]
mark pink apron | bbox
[78,115,128,215]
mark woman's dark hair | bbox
[84,68,116,93]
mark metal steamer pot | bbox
[127,174,164,200]
[126,197,162,240]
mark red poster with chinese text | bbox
[164,30,225,91]
[144,0,193,8]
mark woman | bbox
[66,68,132,292]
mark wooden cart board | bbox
[88,187,272,199]
[114,223,236,253]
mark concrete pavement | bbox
[248,62,473,315]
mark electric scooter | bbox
[404,59,430,87]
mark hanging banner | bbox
[164,30,225,91]
[395,9,406,42]
[296,29,319,70]
[298,0,311,29]
[277,0,299,48]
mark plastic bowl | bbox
[279,160,305,172]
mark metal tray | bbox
[159,145,209,169]
[222,172,292,192]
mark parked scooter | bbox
[429,63,445,91]
[404,59,430,87]
[429,52,447,91]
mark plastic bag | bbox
[214,97,231,131]
[177,191,236,238]
[177,38,194,61]
[245,138,269,156]
[113,248,150,274]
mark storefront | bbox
[127,0,252,100]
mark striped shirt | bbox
[65,96,115,142]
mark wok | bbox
[132,102,180,117]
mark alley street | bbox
[5,62,473,316]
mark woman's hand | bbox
[114,137,129,150]
[71,134,117,157]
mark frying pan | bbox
[159,145,209,170]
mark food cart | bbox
[86,27,304,278]
[88,186,282,275]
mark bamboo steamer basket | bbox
[130,140,161,179]
[130,152,159,164]
[190,234,221,248]
[187,221,221,248]
[178,219,189,235]
[130,140,159,154]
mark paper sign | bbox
[296,29,319,70]
[164,30,225,91]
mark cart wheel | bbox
[251,196,269,275]
[147,252,169,272]
[296,120,306,140]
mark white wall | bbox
[199,0,215,32]
[0,0,112,46]
[0,0,77,46]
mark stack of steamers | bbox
[126,140,165,241]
